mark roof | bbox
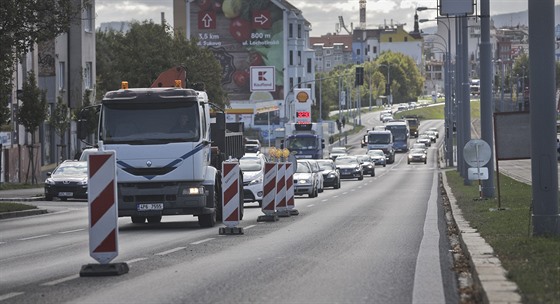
[309,34,353,50]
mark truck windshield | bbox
[286,137,317,150]
[102,101,200,144]
[368,133,391,144]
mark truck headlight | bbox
[183,187,204,195]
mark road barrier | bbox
[258,162,279,222]
[80,151,128,276]
[275,162,290,217]
[220,161,243,235]
[285,162,298,215]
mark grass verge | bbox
[0,202,38,213]
[445,170,560,304]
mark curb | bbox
[0,197,44,202]
[441,172,523,304]
[0,208,48,220]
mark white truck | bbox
[77,71,244,228]
[282,122,326,159]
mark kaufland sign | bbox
[250,66,275,92]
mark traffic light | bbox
[355,66,364,86]
[336,119,341,131]
[385,83,391,96]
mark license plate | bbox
[58,192,73,197]
[137,203,164,211]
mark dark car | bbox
[44,160,88,201]
[334,156,364,180]
[315,159,341,189]
[356,155,375,177]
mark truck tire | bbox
[131,216,146,224]
[198,211,216,228]
[45,195,53,201]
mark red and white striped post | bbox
[220,161,243,235]
[275,162,289,217]
[257,162,279,222]
[80,151,128,276]
[285,162,298,216]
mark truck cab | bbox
[366,130,395,164]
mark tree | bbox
[17,72,48,184]
[49,95,70,162]
[96,21,227,107]
[0,0,81,119]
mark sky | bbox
[95,0,540,37]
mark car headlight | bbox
[248,176,263,186]
[354,167,361,172]
[408,155,413,159]
[45,178,55,185]
[298,179,310,184]
[79,179,88,185]
[327,173,336,178]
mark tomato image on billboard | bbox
[190,0,284,101]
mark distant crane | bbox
[338,16,352,34]
[359,0,366,29]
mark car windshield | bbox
[368,150,384,157]
[316,160,334,170]
[410,149,425,154]
[335,157,358,165]
[296,162,311,173]
[53,162,88,176]
[331,147,346,153]
[239,157,262,171]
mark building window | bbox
[84,4,93,32]
[289,77,294,90]
[289,24,293,38]
[325,60,331,68]
[297,24,302,38]
[297,77,301,87]
[357,49,361,55]
[307,58,312,73]
[58,61,65,91]
[84,62,92,89]
[297,51,301,65]
[373,46,377,53]
[289,51,293,65]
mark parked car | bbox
[293,160,320,198]
[315,159,341,189]
[334,155,364,180]
[239,152,267,206]
[356,155,375,177]
[366,149,387,167]
[44,160,88,201]
[303,159,324,193]
[407,148,427,164]
[329,146,348,160]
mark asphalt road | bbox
[0,114,461,303]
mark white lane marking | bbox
[41,274,79,286]
[155,247,185,256]
[0,242,6,245]
[321,199,328,202]
[307,204,315,208]
[412,171,445,304]
[244,225,257,230]
[190,238,214,245]
[0,292,24,301]
[125,257,148,264]
[17,234,50,241]
[333,195,339,198]
[59,228,86,234]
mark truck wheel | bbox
[198,211,216,228]
[131,216,146,224]
[147,216,162,223]
[45,195,53,201]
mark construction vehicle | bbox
[77,66,244,228]
[404,115,420,138]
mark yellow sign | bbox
[296,91,309,103]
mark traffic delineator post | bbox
[80,151,128,277]
[285,162,298,216]
[219,161,244,235]
[276,162,290,217]
[257,162,278,222]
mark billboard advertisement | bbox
[190,0,285,101]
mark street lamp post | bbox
[378,63,391,106]
[419,17,454,166]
